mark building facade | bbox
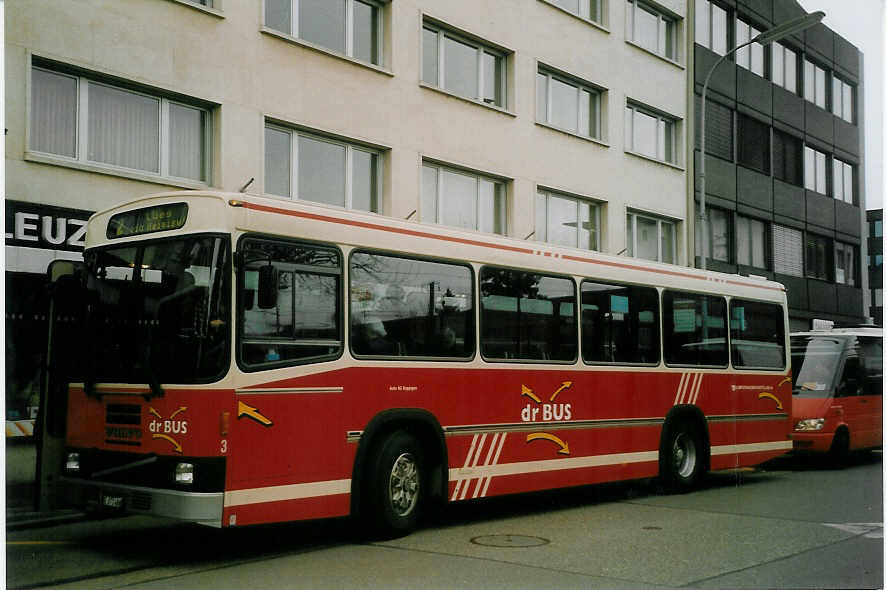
[689,0,867,331]
[867,208,882,324]
[6,0,690,418]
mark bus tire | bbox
[363,430,425,539]
[660,420,705,493]
[828,428,850,468]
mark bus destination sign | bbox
[107,203,188,239]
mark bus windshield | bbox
[790,335,847,397]
[80,234,231,388]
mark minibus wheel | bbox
[828,428,850,468]
[364,430,424,538]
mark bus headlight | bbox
[174,462,195,485]
[65,452,80,472]
[794,418,825,431]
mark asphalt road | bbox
[5,448,883,589]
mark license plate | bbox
[102,494,123,509]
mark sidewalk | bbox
[5,439,84,530]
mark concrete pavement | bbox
[5,439,84,530]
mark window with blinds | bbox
[772,224,803,277]
[695,95,732,161]
[29,63,211,182]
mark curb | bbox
[6,510,87,531]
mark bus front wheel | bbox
[660,421,705,493]
[363,430,425,539]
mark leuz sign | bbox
[5,200,93,252]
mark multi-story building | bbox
[867,208,882,324]
[689,0,867,331]
[6,0,690,419]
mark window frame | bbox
[803,57,828,109]
[625,0,679,61]
[479,266,578,364]
[771,41,798,93]
[696,206,732,264]
[536,65,604,141]
[263,0,385,66]
[28,63,212,185]
[421,20,508,109]
[832,157,855,204]
[831,75,854,123]
[264,122,383,213]
[805,232,833,281]
[734,17,764,77]
[542,0,604,26]
[804,145,828,195]
[535,188,602,251]
[348,248,477,361]
[236,234,345,372]
[834,241,858,287]
[772,223,804,277]
[736,113,770,175]
[662,289,729,368]
[421,161,508,235]
[728,298,787,371]
[626,210,677,264]
[695,0,728,56]
[736,214,769,270]
[579,279,661,366]
[624,101,678,165]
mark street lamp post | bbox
[697,11,824,270]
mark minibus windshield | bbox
[790,335,847,397]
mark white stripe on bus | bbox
[222,440,791,507]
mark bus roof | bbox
[87,190,787,302]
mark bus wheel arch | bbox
[659,406,710,493]
[350,409,447,535]
[828,425,850,467]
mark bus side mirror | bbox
[47,260,83,283]
[257,264,278,309]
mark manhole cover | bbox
[471,534,550,548]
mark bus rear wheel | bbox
[363,430,425,539]
[660,421,705,493]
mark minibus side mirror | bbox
[257,264,278,309]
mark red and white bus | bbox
[60,191,792,536]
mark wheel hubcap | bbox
[389,452,419,516]
[673,432,697,478]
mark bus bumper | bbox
[61,477,224,526]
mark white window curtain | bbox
[87,82,160,173]
[30,68,77,158]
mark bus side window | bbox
[837,356,863,397]
[480,267,577,362]
[859,337,883,396]
[662,291,728,367]
[729,299,785,370]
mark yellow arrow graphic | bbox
[758,392,784,410]
[778,377,792,387]
[549,381,573,401]
[526,432,570,455]
[149,407,162,420]
[169,407,187,419]
[521,384,542,404]
[152,433,183,453]
[238,401,273,426]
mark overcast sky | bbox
[797,0,884,211]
